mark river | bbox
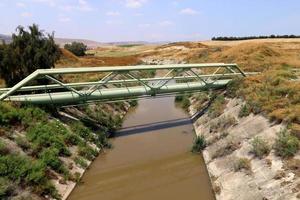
[68,96,215,200]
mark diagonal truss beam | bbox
[0,63,251,104]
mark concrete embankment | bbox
[189,98,300,200]
[54,103,131,200]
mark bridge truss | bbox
[0,63,254,105]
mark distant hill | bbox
[54,38,105,48]
[0,33,167,47]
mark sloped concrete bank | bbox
[189,98,300,200]
[55,103,131,200]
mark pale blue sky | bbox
[0,0,300,42]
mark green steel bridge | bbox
[0,63,255,105]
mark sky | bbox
[0,0,300,42]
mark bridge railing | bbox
[0,63,253,105]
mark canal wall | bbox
[189,98,300,200]
[54,102,131,200]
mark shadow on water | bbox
[114,98,211,137]
[115,117,192,137]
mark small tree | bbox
[191,135,207,153]
[64,42,87,56]
[0,24,61,87]
[274,129,299,158]
[250,137,270,158]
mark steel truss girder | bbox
[0,63,249,104]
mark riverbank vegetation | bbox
[191,135,207,153]
[0,101,127,199]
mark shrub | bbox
[212,140,240,159]
[72,172,82,183]
[0,103,48,128]
[175,95,184,102]
[78,144,98,161]
[0,154,58,198]
[191,135,207,153]
[129,100,138,107]
[274,129,299,158]
[0,177,14,198]
[0,139,9,155]
[64,42,87,56]
[64,133,82,146]
[74,156,88,169]
[26,122,71,156]
[95,131,111,149]
[208,95,226,118]
[19,106,48,127]
[175,94,191,110]
[38,148,69,175]
[70,122,94,142]
[233,158,252,173]
[239,104,251,118]
[15,136,31,151]
[226,78,243,98]
[250,137,270,158]
[209,115,237,133]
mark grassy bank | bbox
[0,101,129,199]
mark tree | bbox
[64,42,87,56]
[0,24,61,87]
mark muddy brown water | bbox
[68,96,215,200]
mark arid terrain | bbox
[0,38,299,200]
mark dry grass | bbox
[55,48,142,83]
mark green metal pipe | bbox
[6,80,230,104]
[0,72,257,93]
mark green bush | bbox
[19,106,48,127]
[251,137,270,158]
[38,148,69,175]
[274,129,299,158]
[0,154,59,198]
[175,94,191,110]
[27,122,71,156]
[191,135,207,153]
[64,133,82,146]
[129,100,138,107]
[70,122,94,142]
[0,103,48,128]
[239,104,251,118]
[15,136,31,151]
[64,42,87,56]
[0,139,9,155]
[78,144,98,161]
[95,131,111,149]
[175,95,184,102]
[0,177,14,198]
[0,103,22,126]
[74,156,88,169]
